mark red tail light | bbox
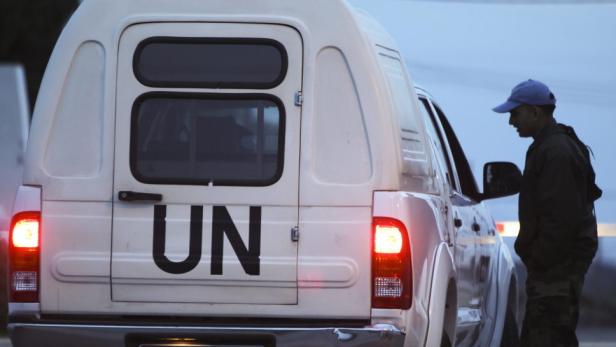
[9,211,41,302]
[372,217,412,309]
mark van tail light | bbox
[9,211,41,303]
[372,217,412,309]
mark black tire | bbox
[500,305,520,347]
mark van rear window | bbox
[131,93,285,186]
[134,38,288,89]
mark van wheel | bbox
[500,305,520,347]
[440,330,452,347]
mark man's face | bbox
[509,105,538,138]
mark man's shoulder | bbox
[528,123,586,163]
[529,133,582,171]
[539,128,579,154]
[542,132,572,150]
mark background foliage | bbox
[0,0,79,109]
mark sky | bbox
[351,0,616,222]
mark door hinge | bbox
[291,226,300,242]
[294,91,303,106]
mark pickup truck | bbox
[7,1,522,346]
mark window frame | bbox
[419,97,458,192]
[133,37,289,89]
[429,100,482,203]
[129,91,286,187]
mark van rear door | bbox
[111,23,302,305]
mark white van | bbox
[7,1,523,346]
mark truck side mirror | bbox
[482,162,522,200]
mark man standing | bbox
[493,79,601,347]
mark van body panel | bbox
[311,47,372,185]
[43,42,105,179]
[298,206,372,317]
[11,186,41,218]
[40,201,111,313]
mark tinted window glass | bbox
[131,93,284,186]
[134,38,288,89]
[433,105,481,201]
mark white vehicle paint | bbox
[7,1,521,346]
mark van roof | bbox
[73,0,399,51]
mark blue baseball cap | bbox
[493,79,556,113]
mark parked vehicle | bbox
[7,0,522,346]
[0,63,30,335]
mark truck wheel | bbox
[440,330,452,347]
[500,305,520,347]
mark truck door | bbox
[473,204,500,341]
[111,23,302,304]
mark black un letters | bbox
[153,205,203,274]
[211,206,261,275]
[152,205,261,275]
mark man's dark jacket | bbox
[514,119,600,276]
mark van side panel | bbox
[21,29,114,314]
[298,206,372,317]
[375,48,432,194]
[40,201,111,313]
[24,38,114,201]
[311,47,372,185]
[43,42,105,179]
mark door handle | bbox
[454,218,463,228]
[472,222,481,233]
[118,191,163,202]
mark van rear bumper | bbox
[9,322,405,347]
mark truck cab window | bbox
[419,98,455,191]
[432,104,481,202]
